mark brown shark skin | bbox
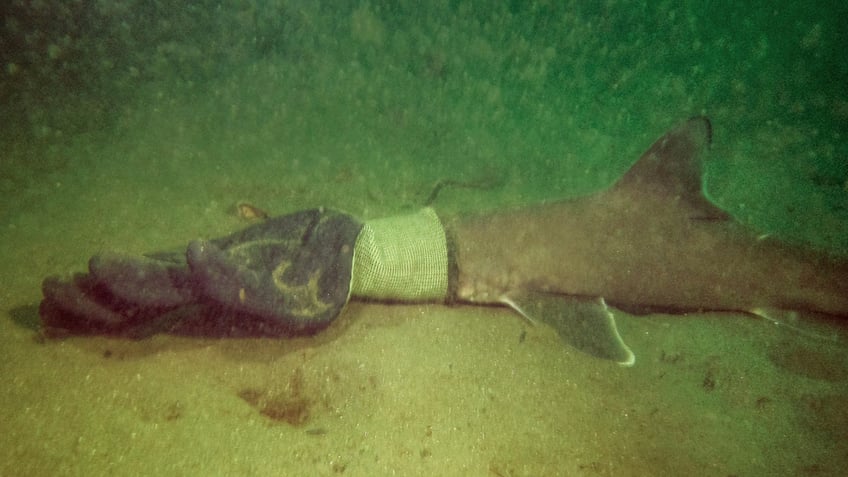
[446,118,848,319]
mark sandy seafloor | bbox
[1,2,848,476]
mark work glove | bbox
[39,208,363,338]
[39,207,450,338]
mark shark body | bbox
[444,117,848,364]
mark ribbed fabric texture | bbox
[350,208,448,301]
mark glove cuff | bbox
[351,207,449,301]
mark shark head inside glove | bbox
[41,208,361,337]
[39,207,452,339]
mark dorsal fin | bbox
[613,116,728,220]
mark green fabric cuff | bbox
[350,208,449,301]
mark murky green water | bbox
[1,2,846,475]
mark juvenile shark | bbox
[38,117,848,367]
[444,117,848,365]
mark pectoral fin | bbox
[501,291,635,366]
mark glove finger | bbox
[40,274,130,335]
[40,270,194,338]
[89,252,194,308]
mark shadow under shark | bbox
[445,116,848,365]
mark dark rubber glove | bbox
[39,208,362,338]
